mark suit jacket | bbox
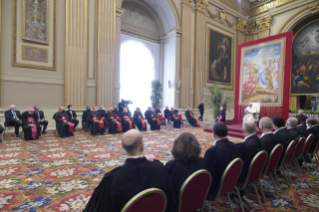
[297,125,309,139]
[204,138,240,195]
[36,110,45,120]
[164,109,170,118]
[97,109,106,118]
[287,128,302,143]
[82,110,92,122]
[198,103,204,112]
[66,110,77,119]
[237,134,264,182]
[296,114,307,124]
[4,110,21,126]
[273,127,293,165]
[307,125,319,153]
[260,133,278,156]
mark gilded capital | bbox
[244,21,255,35]
[256,15,272,32]
[195,0,209,13]
[309,2,319,14]
[237,18,247,32]
[182,0,193,7]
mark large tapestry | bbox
[207,29,232,86]
[291,20,319,95]
[239,37,286,107]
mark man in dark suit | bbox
[297,123,309,139]
[34,105,49,134]
[306,118,319,153]
[204,122,239,196]
[82,106,92,131]
[259,117,277,156]
[97,105,107,132]
[296,110,307,125]
[83,130,175,212]
[237,121,264,196]
[4,105,22,137]
[66,105,79,131]
[286,117,302,143]
[198,103,204,121]
[272,116,293,165]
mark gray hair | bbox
[298,110,303,113]
[287,117,298,128]
[243,122,256,134]
[260,117,273,130]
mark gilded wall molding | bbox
[309,2,319,14]
[236,18,247,32]
[255,15,272,32]
[244,21,255,35]
[12,0,57,71]
[195,0,209,13]
[182,0,193,7]
[207,9,235,27]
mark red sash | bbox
[139,115,146,129]
[190,113,199,125]
[93,117,104,129]
[124,116,133,129]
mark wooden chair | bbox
[178,170,211,212]
[290,137,305,177]
[121,188,167,212]
[206,158,243,212]
[261,144,283,197]
[235,151,268,211]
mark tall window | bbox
[120,34,159,113]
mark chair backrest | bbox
[278,140,296,168]
[178,170,211,212]
[291,137,305,160]
[263,144,283,175]
[121,188,167,212]
[214,158,243,200]
[302,134,314,155]
[244,151,268,186]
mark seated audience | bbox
[98,105,107,131]
[165,132,207,198]
[237,121,264,195]
[157,112,167,125]
[216,106,226,123]
[82,106,92,131]
[66,105,79,131]
[296,110,307,125]
[164,106,170,123]
[145,107,160,130]
[204,122,239,196]
[21,107,41,141]
[297,122,309,139]
[155,106,161,114]
[133,107,147,131]
[169,107,181,128]
[34,105,48,134]
[121,107,134,132]
[113,105,119,117]
[272,116,293,165]
[286,117,302,143]
[106,107,122,134]
[90,106,105,136]
[259,117,277,156]
[4,105,22,137]
[185,107,200,127]
[0,122,4,142]
[306,118,319,153]
[53,106,74,138]
[83,130,175,212]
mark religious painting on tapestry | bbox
[239,37,286,107]
[22,0,50,44]
[291,20,319,95]
[207,29,232,86]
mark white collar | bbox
[261,132,273,138]
[126,154,144,159]
[243,133,256,142]
[274,126,286,134]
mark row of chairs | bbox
[2,123,46,141]
[121,134,319,212]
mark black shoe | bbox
[16,134,20,138]
[42,131,47,134]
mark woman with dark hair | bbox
[165,132,207,198]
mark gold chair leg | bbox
[285,166,292,184]
[302,156,310,172]
[314,153,319,164]
[258,179,267,203]
[234,187,245,212]
[227,194,234,212]
[253,183,263,210]
[204,200,211,212]
[273,171,283,192]
[281,167,290,185]
[294,160,302,178]
[308,154,316,171]
[269,172,279,195]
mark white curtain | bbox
[120,34,160,113]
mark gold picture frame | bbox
[22,0,50,44]
[12,0,57,71]
[22,45,49,63]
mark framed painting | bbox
[238,37,286,107]
[207,28,232,87]
[22,0,50,44]
[22,45,48,63]
[291,19,319,95]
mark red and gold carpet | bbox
[0,124,318,211]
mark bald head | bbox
[10,105,16,110]
[259,117,272,133]
[122,130,144,155]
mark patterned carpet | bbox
[0,124,319,212]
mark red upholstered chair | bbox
[290,137,306,177]
[121,188,167,212]
[275,140,296,186]
[178,170,211,212]
[299,134,314,172]
[207,158,243,212]
[307,135,319,170]
[261,144,283,197]
[235,151,268,211]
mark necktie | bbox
[13,111,17,119]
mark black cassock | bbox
[185,110,200,127]
[169,111,181,128]
[121,112,134,132]
[82,110,92,130]
[106,112,121,134]
[98,109,107,131]
[164,109,170,120]
[90,111,105,135]
[133,111,147,131]
[83,158,176,212]
[216,110,226,122]
[53,112,73,138]
[145,110,160,130]
[21,112,41,141]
